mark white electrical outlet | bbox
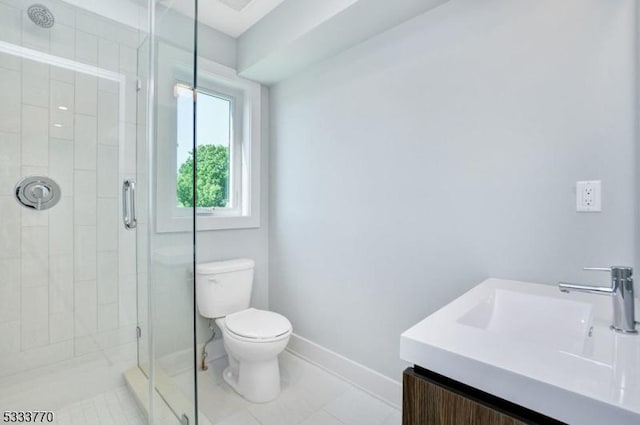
[576,180,601,212]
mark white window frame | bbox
[156,58,261,232]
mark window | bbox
[175,86,240,214]
[156,57,261,232]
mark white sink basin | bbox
[400,278,640,425]
[457,288,593,356]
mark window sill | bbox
[156,214,260,233]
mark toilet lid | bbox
[225,308,292,340]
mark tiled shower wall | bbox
[0,0,141,377]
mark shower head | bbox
[27,4,55,29]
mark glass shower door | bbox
[0,0,142,415]
[136,1,198,424]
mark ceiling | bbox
[60,0,286,38]
[162,0,287,37]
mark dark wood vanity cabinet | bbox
[402,367,566,425]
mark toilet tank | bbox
[196,258,255,319]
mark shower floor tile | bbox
[52,386,145,425]
[172,351,400,425]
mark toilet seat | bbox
[224,308,292,341]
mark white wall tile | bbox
[50,80,75,140]
[97,90,119,145]
[97,145,118,198]
[74,170,96,225]
[49,254,73,315]
[123,124,136,174]
[75,30,97,65]
[0,132,20,196]
[0,212,21,260]
[119,45,136,75]
[74,280,97,337]
[98,38,119,72]
[22,60,49,108]
[22,165,48,176]
[134,219,147,270]
[0,321,20,355]
[49,312,74,343]
[98,251,118,305]
[0,0,142,372]
[0,339,73,377]
[43,0,77,27]
[74,114,97,170]
[0,2,21,46]
[50,121,73,141]
[23,59,49,77]
[118,274,136,326]
[124,274,142,327]
[0,51,20,73]
[112,25,139,50]
[74,334,100,356]
[49,139,74,197]
[99,78,119,94]
[0,68,21,133]
[93,327,136,352]
[74,226,96,281]
[134,173,148,227]
[118,230,136,277]
[125,78,137,124]
[50,24,75,60]
[49,196,73,254]
[0,0,144,374]
[75,73,97,116]
[98,303,118,331]
[22,14,49,52]
[0,2,24,13]
[0,259,20,323]
[21,204,48,227]
[75,10,109,40]
[21,285,49,350]
[97,198,118,251]
[21,225,49,288]
[50,66,75,84]
[21,105,49,167]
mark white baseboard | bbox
[154,333,403,408]
[286,333,402,409]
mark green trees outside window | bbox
[177,144,229,208]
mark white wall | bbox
[269,0,636,379]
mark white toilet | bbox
[195,258,292,403]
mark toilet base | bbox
[223,357,281,403]
[215,314,291,404]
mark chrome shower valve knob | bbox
[14,176,61,211]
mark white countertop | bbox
[400,278,640,425]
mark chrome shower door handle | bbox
[122,179,137,229]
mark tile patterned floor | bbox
[2,351,400,425]
[52,386,145,425]
[172,352,401,425]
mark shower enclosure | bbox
[0,1,199,423]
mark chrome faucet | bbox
[559,266,637,334]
